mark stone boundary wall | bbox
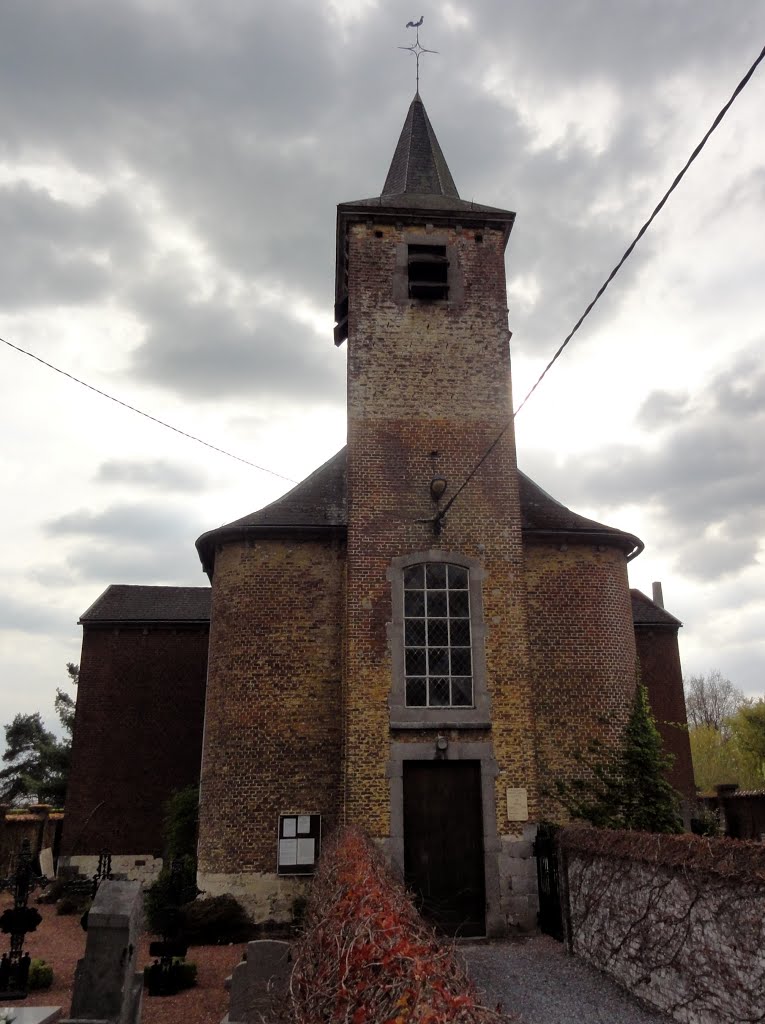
[62,852,163,884]
[560,827,765,1024]
[0,805,63,874]
[701,785,765,841]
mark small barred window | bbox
[407,244,449,300]
[403,562,473,708]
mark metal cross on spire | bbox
[398,16,438,92]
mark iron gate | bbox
[533,823,563,940]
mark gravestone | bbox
[224,940,291,1024]
[6,1010,61,1024]
[38,848,55,880]
[62,879,143,1024]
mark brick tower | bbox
[63,89,691,930]
[336,94,536,935]
[193,92,644,936]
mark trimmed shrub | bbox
[290,826,513,1023]
[144,855,197,935]
[28,958,53,990]
[143,958,197,995]
[180,894,254,945]
[163,785,199,860]
[56,894,91,916]
[291,894,308,931]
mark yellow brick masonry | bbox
[198,537,344,916]
[345,221,538,840]
[525,544,636,822]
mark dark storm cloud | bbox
[0,183,146,308]
[0,1,725,323]
[45,502,194,545]
[95,459,206,492]
[43,501,205,585]
[128,284,344,402]
[462,1,762,87]
[0,3,761,389]
[523,342,765,580]
[637,390,692,429]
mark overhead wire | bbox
[2,42,763,500]
[433,39,765,531]
[0,334,296,483]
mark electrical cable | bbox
[3,42,763,501]
[0,334,297,483]
[434,39,765,530]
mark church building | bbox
[62,94,694,937]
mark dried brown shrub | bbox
[288,826,514,1024]
[560,825,765,884]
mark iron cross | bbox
[399,16,438,91]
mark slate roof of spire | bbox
[339,94,514,218]
[382,92,459,200]
[196,448,643,574]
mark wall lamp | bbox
[430,475,448,501]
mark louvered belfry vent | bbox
[408,244,449,300]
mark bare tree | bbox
[684,670,747,731]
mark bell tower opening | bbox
[407,243,449,300]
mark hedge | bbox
[289,826,513,1023]
[560,825,765,884]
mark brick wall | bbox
[0,806,63,875]
[525,543,637,819]
[61,624,208,858]
[344,219,537,841]
[634,625,695,801]
[197,537,344,886]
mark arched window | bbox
[388,551,490,728]
[403,562,472,707]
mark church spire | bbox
[381,94,460,201]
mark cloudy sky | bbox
[1,1,763,735]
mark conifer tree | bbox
[553,684,683,834]
[620,684,683,833]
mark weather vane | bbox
[398,16,438,92]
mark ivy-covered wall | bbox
[561,828,765,1024]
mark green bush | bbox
[291,894,308,931]
[56,894,91,916]
[180,893,254,945]
[144,855,197,935]
[163,785,199,860]
[691,807,722,837]
[28,958,53,990]
[143,958,197,994]
[174,959,197,989]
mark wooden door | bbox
[403,760,485,937]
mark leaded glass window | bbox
[403,562,473,708]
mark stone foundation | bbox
[498,825,539,932]
[60,853,163,885]
[197,870,310,924]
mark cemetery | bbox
[1,14,763,1024]
[1,815,764,1024]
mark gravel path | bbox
[462,936,669,1024]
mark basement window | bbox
[408,244,449,301]
[277,813,321,876]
